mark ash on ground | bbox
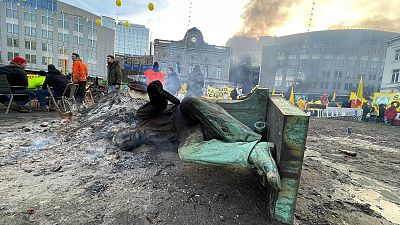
[0,95,399,225]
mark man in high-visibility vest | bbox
[71,53,88,103]
[144,62,165,85]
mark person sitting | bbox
[29,70,49,110]
[385,102,398,126]
[42,64,70,98]
[0,57,36,107]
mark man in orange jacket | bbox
[144,62,165,85]
[71,53,88,103]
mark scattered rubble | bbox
[0,96,399,225]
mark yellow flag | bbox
[332,91,336,101]
[357,77,363,99]
[289,86,295,104]
[349,92,357,101]
[271,87,276,96]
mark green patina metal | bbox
[216,89,269,130]
[267,96,310,224]
[180,89,309,225]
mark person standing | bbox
[144,62,165,85]
[106,55,122,94]
[71,53,88,103]
[230,88,238,100]
[165,67,181,96]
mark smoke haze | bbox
[239,0,400,37]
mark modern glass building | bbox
[0,0,115,78]
[259,29,399,95]
[101,16,149,56]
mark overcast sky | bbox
[61,0,248,46]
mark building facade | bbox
[101,16,149,57]
[0,0,115,78]
[381,36,400,92]
[154,27,231,87]
[259,29,399,95]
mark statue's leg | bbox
[179,96,261,142]
[177,125,281,191]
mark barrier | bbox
[311,107,363,121]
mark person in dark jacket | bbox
[378,104,387,122]
[186,65,204,97]
[106,55,122,93]
[0,57,36,106]
[42,64,70,97]
[230,88,238,100]
[165,67,181,96]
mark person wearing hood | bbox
[71,53,88,103]
[42,64,70,97]
[0,57,36,106]
[144,62,165,85]
[165,67,181,96]
[106,55,122,94]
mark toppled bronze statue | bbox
[113,80,281,191]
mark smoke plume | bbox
[239,0,400,37]
[238,0,297,37]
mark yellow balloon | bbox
[148,2,154,11]
[95,19,101,25]
[116,0,121,7]
[124,21,129,27]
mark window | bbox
[7,38,19,47]
[74,17,84,33]
[58,46,68,55]
[25,54,37,64]
[42,30,53,39]
[42,43,53,52]
[88,51,96,59]
[88,39,96,48]
[391,69,400,83]
[395,50,400,61]
[24,12,36,22]
[42,16,53,26]
[7,23,19,34]
[320,82,329,89]
[25,26,36,37]
[88,21,97,36]
[25,41,36,50]
[332,82,341,90]
[58,14,69,29]
[344,83,353,90]
[7,52,19,61]
[42,30,47,38]
[58,59,65,68]
[216,67,222,79]
[58,33,68,42]
[42,57,53,66]
[73,36,83,45]
[6,9,18,19]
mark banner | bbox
[373,92,400,111]
[206,86,234,99]
[27,74,39,80]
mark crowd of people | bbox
[0,53,89,111]
[0,52,189,113]
[294,96,399,126]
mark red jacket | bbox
[384,106,398,120]
[144,69,165,85]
